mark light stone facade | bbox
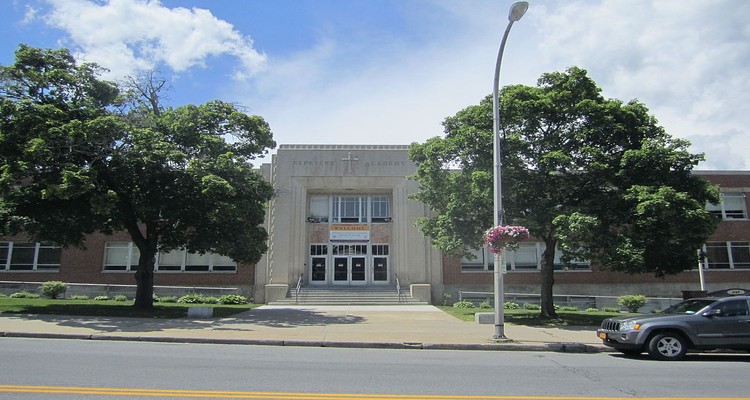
[255,145,443,303]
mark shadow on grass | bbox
[438,306,624,327]
[1,300,366,333]
[0,299,252,318]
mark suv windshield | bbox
[661,299,715,314]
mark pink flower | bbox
[483,225,530,253]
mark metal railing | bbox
[394,273,402,303]
[294,274,303,304]
[457,291,682,311]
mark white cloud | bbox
[232,1,507,147]
[21,5,40,25]
[243,0,749,169]
[43,0,266,80]
[34,0,749,169]
[533,0,750,169]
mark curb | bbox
[1,331,610,353]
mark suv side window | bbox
[716,299,750,317]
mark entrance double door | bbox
[309,243,389,286]
[333,255,366,285]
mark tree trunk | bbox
[133,248,156,309]
[540,237,557,318]
[133,223,159,309]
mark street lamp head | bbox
[508,1,529,22]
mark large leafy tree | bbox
[409,67,718,317]
[0,45,276,308]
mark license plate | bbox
[597,332,607,340]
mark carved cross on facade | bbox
[341,151,359,173]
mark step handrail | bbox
[295,273,303,304]
[394,273,402,303]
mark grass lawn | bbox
[0,297,260,319]
[437,306,630,326]
[1,296,626,326]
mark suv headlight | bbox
[619,320,641,331]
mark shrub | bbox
[10,291,40,299]
[113,294,129,302]
[218,295,248,305]
[586,307,599,313]
[604,307,620,313]
[442,293,452,306]
[202,296,220,304]
[0,293,7,298]
[158,296,178,303]
[558,306,578,312]
[70,295,90,300]
[504,301,520,310]
[452,300,475,308]
[479,301,492,309]
[523,303,541,310]
[618,295,648,313]
[177,294,204,304]
[94,295,110,301]
[39,281,68,299]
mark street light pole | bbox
[493,1,528,340]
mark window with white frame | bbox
[707,192,747,220]
[0,242,7,271]
[0,241,61,272]
[461,242,591,272]
[461,247,492,272]
[371,196,391,222]
[549,245,591,271]
[311,195,391,224]
[104,242,236,272]
[309,195,329,222]
[164,251,236,272]
[511,243,539,271]
[157,249,184,271]
[333,196,366,223]
[210,254,237,272]
[705,242,750,269]
[104,242,140,271]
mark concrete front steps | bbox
[269,286,429,306]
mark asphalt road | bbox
[1,338,749,399]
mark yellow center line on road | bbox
[0,385,747,400]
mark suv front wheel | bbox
[647,332,688,361]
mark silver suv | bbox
[596,296,750,360]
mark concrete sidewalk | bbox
[0,305,607,353]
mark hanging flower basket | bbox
[484,225,530,253]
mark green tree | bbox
[0,45,276,309]
[409,67,718,317]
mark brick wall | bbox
[442,172,750,295]
[1,231,254,288]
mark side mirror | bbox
[703,308,723,317]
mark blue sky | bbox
[2,0,749,170]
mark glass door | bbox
[310,257,327,285]
[333,257,349,284]
[373,256,388,284]
[351,256,367,285]
[333,256,368,285]
[332,244,369,285]
[371,245,389,285]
